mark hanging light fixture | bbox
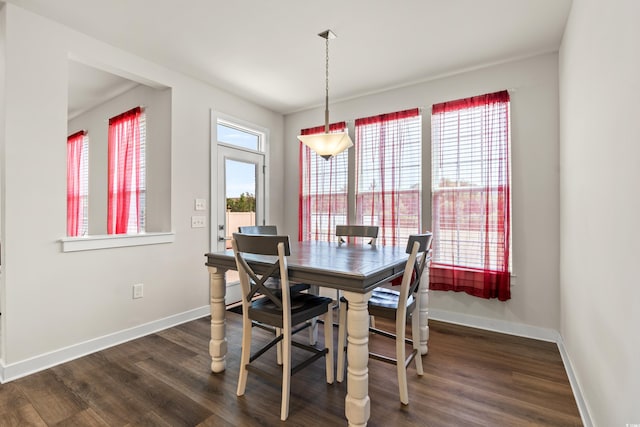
[298,29,353,160]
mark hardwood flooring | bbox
[0,312,582,426]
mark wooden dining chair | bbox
[330,225,380,327]
[336,224,378,246]
[237,225,309,293]
[336,233,432,406]
[238,225,278,235]
[232,233,334,421]
[237,225,312,358]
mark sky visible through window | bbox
[226,159,255,198]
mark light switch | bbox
[195,198,207,211]
[191,216,206,228]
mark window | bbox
[430,90,511,301]
[217,121,261,151]
[299,122,348,242]
[355,109,422,247]
[299,109,422,246]
[67,130,89,236]
[107,106,146,234]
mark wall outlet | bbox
[195,198,207,211]
[133,283,144,299]
[191,215,206,228]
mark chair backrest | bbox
[237,225,278,235]
[335,225,379,245]
[396,233,433,321]
[232,233,291,311]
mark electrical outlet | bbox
[133,283,144,299]
[191,215,206,228]
[195,198,207,211]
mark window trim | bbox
[60,232,175,252]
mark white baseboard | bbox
[556,336,594,427]
[0,305,210,384]
[429,308,592,427]
[429,308,560,342]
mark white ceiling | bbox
[6,0,572,115]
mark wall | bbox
[559,0,640,425]
[284,53,561,334]
[68,83,172,235]
[0,4,284,371]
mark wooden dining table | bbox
[205,240,431,426]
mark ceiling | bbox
[6,0,572,115]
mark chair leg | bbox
[237,314,252,397]
[275,327,283,365]
[336,303,348,383]
[323,311,334,384]
[280,324,292,421]
[396,320,409,405]
[411,313,423,375]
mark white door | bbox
[216,145,265,303]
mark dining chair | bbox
[333,225,380,326]
[336,224,378,246]
[232,233,334,421]
[237,225,309,293]
[238,225,278,235]
[237,225,313,358]
[336,233,432,406]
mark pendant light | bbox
[298,30,353,160]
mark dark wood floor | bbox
[0,311,582,426]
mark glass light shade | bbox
[298,131,353,160]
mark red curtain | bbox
[108,107,141,234]
[430,90,511,301]
[355,108,421,247]
[298,122,348,242]
[67,130,86,236]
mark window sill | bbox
[60,232,175,252]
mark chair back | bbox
[238,225,278,235]
[335,225,379,246]
[232,233,291,311]
[396,233,433,322]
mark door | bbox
[216,145,265,303]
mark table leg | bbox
[343,290,371,427]
[208,266,228,373]
[417,267,429,355]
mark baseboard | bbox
[429,308,592,427]
[556,336,594,427]
[0,305,210,384]
[429,308,560,342]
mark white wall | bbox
[284,53,561,333]
[559,0,640,425]
[0,4,284,368]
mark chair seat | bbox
[261,278,311,295]
[340,288,415,321]
[249,293,333,329]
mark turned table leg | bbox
[343,290,372,427]
[208,266,228,373]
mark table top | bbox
[205,240,409,294]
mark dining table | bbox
[205,239,431,426]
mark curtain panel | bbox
[355,108,421,247]
[298,122,348,242]
[67,130,86,236]
[107,106,142,235]
[430,90,511,301]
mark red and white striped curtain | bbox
[355,108,421,247]
[108,106,142,234]
[67,130,86,236]
[430,90,511,301]
[298,122,348,242]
